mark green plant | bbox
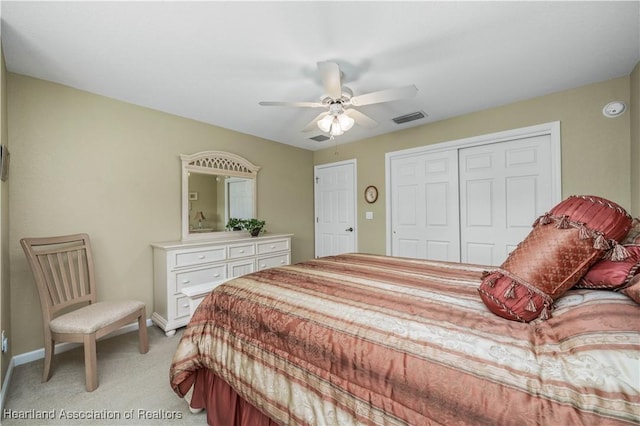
[242,218,266,236]
[225,217,244,231]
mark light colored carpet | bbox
[2,326,206,425]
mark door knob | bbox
[345,227,354,232]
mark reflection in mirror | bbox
[181,151,260,240]
[187,174,253,232]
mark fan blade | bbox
[302,112,329,132]
[345,109,378,128]
[318,61,342,100]
[259,101,325,108]
[350,85,418,107]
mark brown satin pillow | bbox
[577,245,640,289]
[478,195,633,322]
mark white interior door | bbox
[459,135,554,265]
[390,150,460,261]
[314,160,357,258]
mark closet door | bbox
[390,150,460,261]
[459,135,553,265]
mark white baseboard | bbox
[0,355,15,413]
[0,318,153,412]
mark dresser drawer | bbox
[175,265,227,292]
[228,243,256,259]
[257,239,290,255]
[257,253,290,270]
[175,295,191,319]
[174,247,226,268]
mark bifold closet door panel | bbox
[459,134,554,266]
[390,150,461,262]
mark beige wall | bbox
[631,63,639,216]
[7,74,315,354]
[0,45,10,388]
[314,75,633,255]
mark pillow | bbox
[576,245,640,289]
[621,274,640,304]
[478,195,633,322]
[623,218,640,244]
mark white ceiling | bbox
[1,1,639,151]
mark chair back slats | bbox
[21,234,96,318]
[39,254,63,305]
[69,249,81,299]
[78,248,88,298]
[56,251,73,301]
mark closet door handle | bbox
[345,227,354,232]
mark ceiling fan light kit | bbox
[338,113,355,131]
[317,114,333,133]
[318,109,355,136]
[259,61,418,139]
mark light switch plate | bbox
[365,211,373,220]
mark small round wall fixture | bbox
[364,185,378,203]
[602,101,626,118]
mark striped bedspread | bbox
[170,253,640,425]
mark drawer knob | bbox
[260,264,266,268]
[182,303,189,308]
[270,245,276,249]
[213,273,220,277]
[239,249,244,253]
[182,280,191,284]
[280,260,285,264]
[198,255,206,259]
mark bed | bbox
[170,253,640,426]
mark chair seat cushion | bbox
[50,300,145,334]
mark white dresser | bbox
[151,233,292,336]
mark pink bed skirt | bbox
[179,369,278,426]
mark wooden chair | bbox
[21,233,149,392]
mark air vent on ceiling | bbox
[392,111,427,125]
[309,134,330,142]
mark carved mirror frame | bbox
[181,151,260,240]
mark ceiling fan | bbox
[259,61,418,138]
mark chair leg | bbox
[42,337,54,383]
[138,309,149,354]
[83,333,98,392]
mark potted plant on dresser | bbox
[226,218,244,231]
[243,219,266,237]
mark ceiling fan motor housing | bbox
[328,102,344,116]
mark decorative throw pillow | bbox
[576,245,640,289]
[478,195,632,322]
[621,274,640,304]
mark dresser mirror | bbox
[181,151,260,240]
